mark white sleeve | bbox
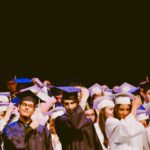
[146,126,150,148]
[79,97,87,110]
[105,114,144,144]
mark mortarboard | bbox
[15,90,39,105]
[88,83,102,97]
[114,94,131,105]
[114,82,136,93]
[136,110,149,121]
[103,89,113,96]
[14,78,32,84]
[0,92,10,97]
[54,86,80,100]
[0,95,9,103]
[0,103,9,112]
[93,96,114,110]
[20,85,51,102]
[46,106,66,119]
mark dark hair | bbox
[113,104,132,120]
[62,98,79,104]
[19,96,37,107]
[93,109,98,123]
[146,119,150,125]
[99,108,109,148]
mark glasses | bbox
[21,103,34,109]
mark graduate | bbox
[3,90,54,150]
[136,111,150,149]
[54,86,103,150]
[93,96,115,150]
[105,93,145,150]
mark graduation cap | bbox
[0,95,9,103]
[114,93,132,105]
[114,82,136,93]
[46,106,66,119]
[14,78,32,84]
[136,105,149,121]
[55,86,80,101]
[103,88,113,96]
[0,92,10,97]
[136,113,149,121]
[93,96,114,111]
[88,83,102,97]
[15,90,39,105]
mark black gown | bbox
[55,105,103,150]
[3,120,53,150]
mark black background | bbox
[0,3,149,89]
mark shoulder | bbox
[106,117,120,126]
[3,121,22,135]
[105,117,120,137]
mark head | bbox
[104,106,114,118]
[62,91,79,113]
[84,109,98,123]
[142,89,150,103]
[139,82,150,103]
[95,98,114,118]
[7,80,17,93]
[51,88,63,103]
[62,99,78,113]
[113,104,131,119]
[18,96,36,119]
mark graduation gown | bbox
[55,105,102,150]
[146,126,150,148]
[3,120,53,150]
[105,114,145,150]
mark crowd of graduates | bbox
[0,76,150,150]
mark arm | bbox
[79,87,89,110]
[106,96,144,144]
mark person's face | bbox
[55,95,63,103]
[118,104,131,119]
[139,120,149,128]
[143,89,150,103]
[7,80,17,92]
[85,109,96,123]
[18,101,35,118]
[105,107,114,118]
[63,100,77,113]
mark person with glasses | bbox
[3,90,53,150]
